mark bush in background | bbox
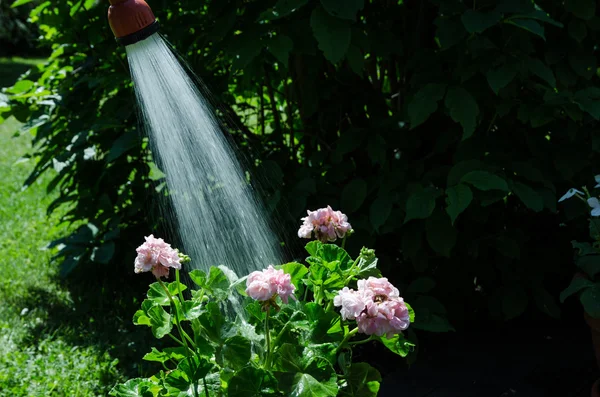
[3,0,600,340]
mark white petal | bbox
[558,188,583,202]
[588,197,600,209]
[592,207,600,217]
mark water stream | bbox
[125,34,282,282]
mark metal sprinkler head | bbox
[107,0,159,46]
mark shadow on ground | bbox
[18,268,168,382]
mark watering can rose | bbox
[245,265,296,304]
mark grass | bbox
[0,58,124,396]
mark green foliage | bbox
[6,0,598,338]
[112,241,414,396]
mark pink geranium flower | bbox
[297,206,352,242]
[334,277,410,338]
[246,265,296,304]
[134,235,182,279]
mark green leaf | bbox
[527,58,556,87]
[189,269,207,288]
[370,195,393,232]
[163,369,191,394]
[228,31,263,71]
[182,300,203,320]
[444,86,479,140]
[147,282,170,306]
[486,64,518,94]
[533,286,561,319]
[198,302,226,344]
[178,356,213,382]
[168,281,187,296]
[288,372,338,397]
[506,18,545,39]
[406,277,436,296]
[282,262,309,292]
[565,0,596,21]
[577,255,600,278]
[109,379,157,397]
[228,366,276,397]
[435,17,467,49]
[11,0,34,7]
[404,188,439,223]
[367,135,386,165]
[311,6,351,64]
[339,363,381,397]
[408,83,447,128]
[513,9,563,27]
[143,347,187,363]
[268,35,293,67]
[190,267,230,300]
[6,79,33,93]
[147,304,172,338]
[91,241,115,264]
[377,334,415,358]
[445,184,473,224]
[106,130,139,163]
[320,0,364,21]
[273,343,304,372]
[425,210,457,257]
[341,178,368,213]
[461,10,501,33]
[569,53,597,79]
[569,19,588,42]
[581,286,600,318]
[305,303,342,342]
[222,336,252,370]
[512,182,544,212]
[407,302,415,323]
[346,45,365,76]
[502,285,528,320]
[460,171,508,191]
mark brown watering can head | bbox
[107,0,159,46]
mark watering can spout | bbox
[107,0,159,46]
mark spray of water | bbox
[125,34,282,281]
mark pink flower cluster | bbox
[334,277,410,338]
[134,235,182,279]
[246,266,296,304]
[297,206,352,242]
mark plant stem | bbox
[344,257,361,285]
[348,335,374,346]
[335,327,359,354]
[341,235,347,249]
[158,279,195,354]
[167,333,185,346]
[203,378,210,397]
[264,308,272,369]
[175,269,186,308]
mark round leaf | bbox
[445,184,473,224]
[460,171,508,191]
[310,6,351,64]
[404,188,438,223]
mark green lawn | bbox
[0,58,123,396]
